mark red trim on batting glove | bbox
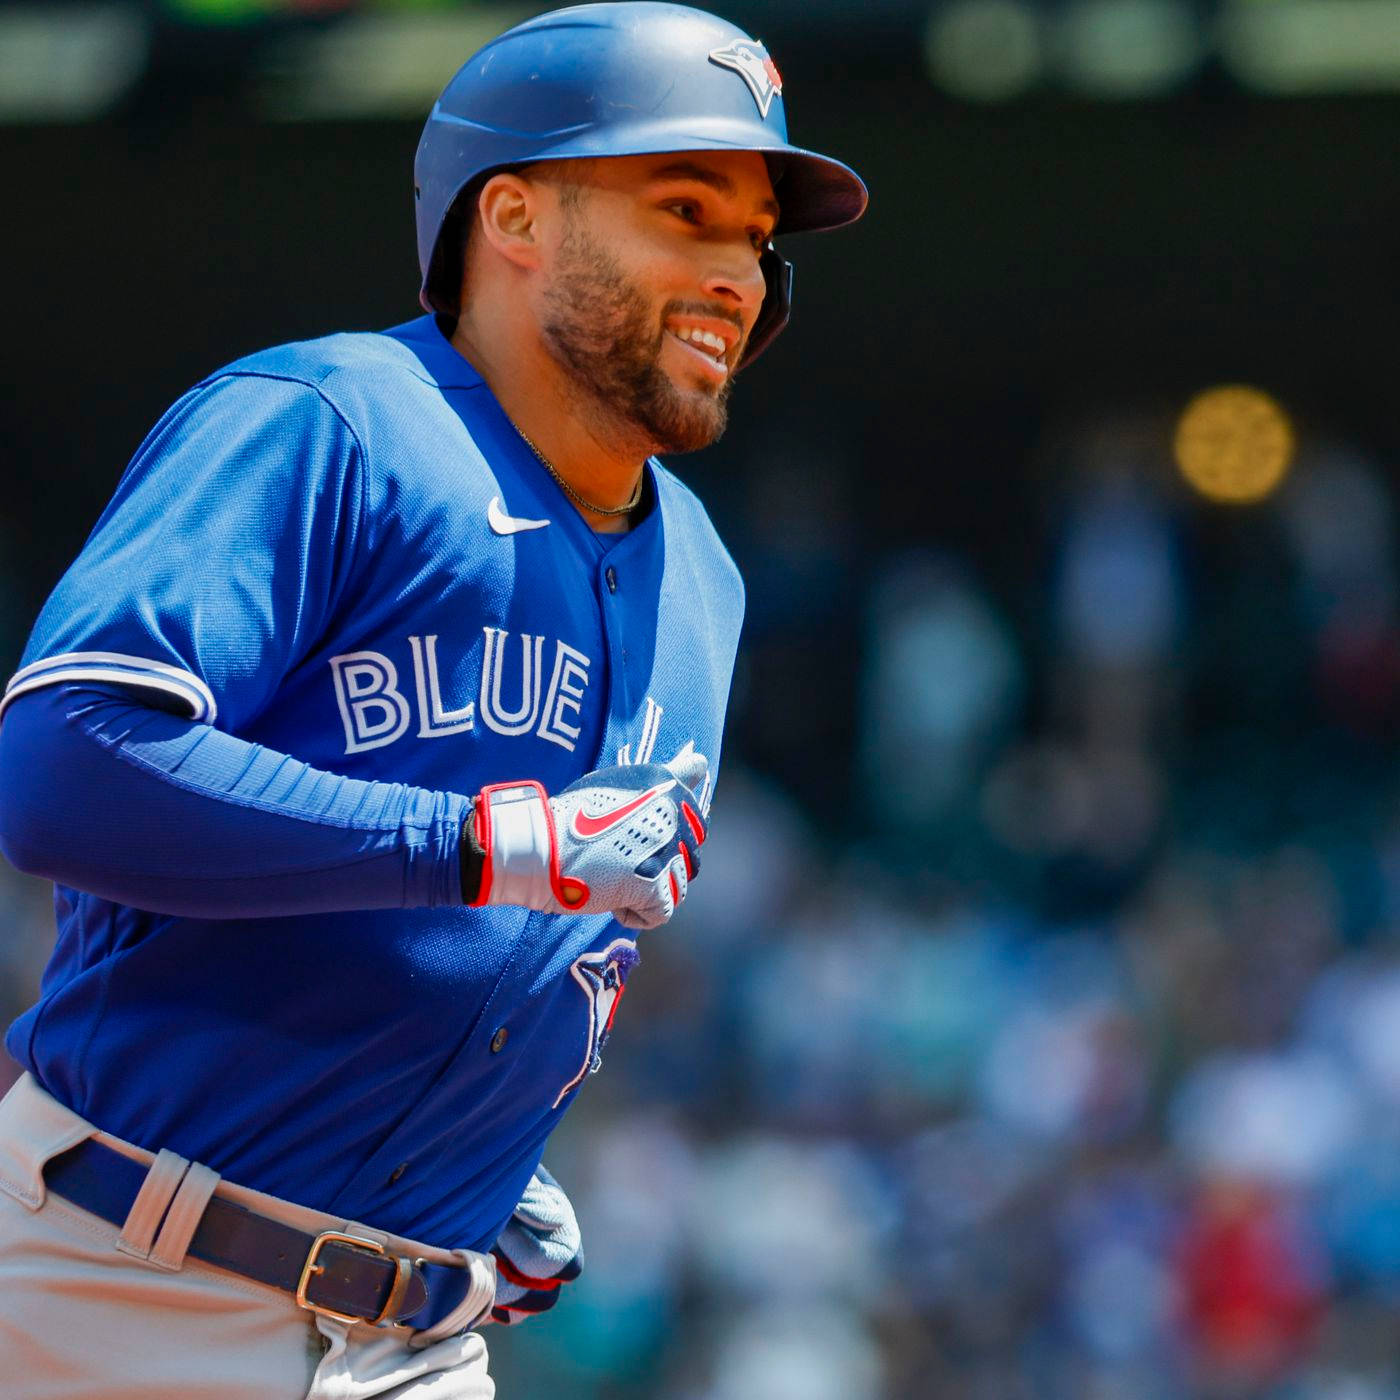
[535,784,589,910]
[473,780,582,910]
[680,801,706,846]
[492,1251,564,1291]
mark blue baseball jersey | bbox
[1,314,744,1250]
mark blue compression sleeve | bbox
[0,685,468,917]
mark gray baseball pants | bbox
[0,1074,496,1399]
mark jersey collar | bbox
[387,312,667,556]
[384,314,486,390]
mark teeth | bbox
[674,326,727,360]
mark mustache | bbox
[661,300,744,330]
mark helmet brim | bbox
[464,120,868,238]
[764,146,868,236]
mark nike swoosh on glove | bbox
[490,1165,584,1326]
[467,754,709,930]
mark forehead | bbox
[570,151,778,217]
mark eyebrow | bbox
[647,160,781,222]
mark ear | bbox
[475,172,544,271]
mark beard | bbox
[540,220,738,455]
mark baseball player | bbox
[0,4,865,1396]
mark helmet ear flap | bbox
[420,184,475,318]
[421,169,514,320]
[738,245,793,367]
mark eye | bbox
[666,200,702,225]
[748,228,771,253]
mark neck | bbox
[449,311,648,531]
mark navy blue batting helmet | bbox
[413,1,868,365]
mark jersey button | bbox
[490,1026,509,1054]
[388,1163,407,1184]
[605,567,617,594]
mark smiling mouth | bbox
[664,326,731,380]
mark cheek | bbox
[611,220,707,294]
[635,252,692,300]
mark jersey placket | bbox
[316,485,658,1236]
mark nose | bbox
[701,243,768,324]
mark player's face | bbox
[536,152,777,454]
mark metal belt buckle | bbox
[296,1230,414,1327]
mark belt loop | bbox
[149,1161,220,1272]
[408,1250,497,1348]
[116,1149,189,1261]
[0,1073,95,1210]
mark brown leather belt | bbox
[44,1138,473,1328]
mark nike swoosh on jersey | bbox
[571,780,676,840]
[487,496,551,535]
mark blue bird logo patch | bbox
[552,937,640,1107]
[709,40,784,118]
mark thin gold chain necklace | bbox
[516,428,642,518]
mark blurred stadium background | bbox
[5,0,1400,1395]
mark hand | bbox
[489,1165,584,1326]
[468,750,709,930]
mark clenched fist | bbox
[464,748,708,929]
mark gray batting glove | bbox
[489,1165,584,1326]
[661,740,710,804]
[467,754,708,929]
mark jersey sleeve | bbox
[2,372,364,733]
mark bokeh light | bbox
[1174,384,1296,505]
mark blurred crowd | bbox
[6,404,1400,1398]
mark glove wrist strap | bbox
[471,782,556,910]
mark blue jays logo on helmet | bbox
[553,937,640,1108]
[708,40,783,118]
